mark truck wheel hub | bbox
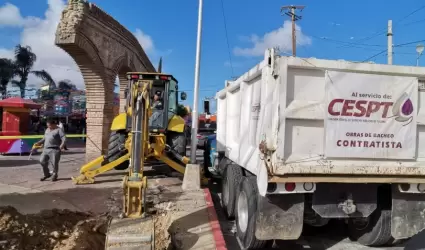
[237,191,249,233]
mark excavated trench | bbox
[0,183,182,250]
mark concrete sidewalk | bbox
[166,189,221,250]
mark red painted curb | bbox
[203,188,227,250]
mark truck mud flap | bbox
[392,186,425,239]
[312,184,377,218]
[255,194,304,240]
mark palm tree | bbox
[13,45,55,98]
[57,79,76,99]
[0,58,16,99]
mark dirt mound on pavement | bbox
[0,206,110,250]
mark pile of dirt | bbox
[0,206,110,250]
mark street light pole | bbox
[416,44,424,66]
[190,0,204,163]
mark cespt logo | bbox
[391,92,414,126]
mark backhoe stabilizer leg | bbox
[80,156,104,173]
[158,154,209,185]
[166,146,190,164]
[72,153,130,185]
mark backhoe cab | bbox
[119,73,188,134]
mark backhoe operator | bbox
[152,91,163,109]
[149,91,164,127]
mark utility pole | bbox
[190,0,204,164]
[281,5,305,56]
[387,20,393,65]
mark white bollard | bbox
[182,164,201,191]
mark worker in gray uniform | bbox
[34,118,66,182]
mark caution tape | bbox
[0,134,87,139]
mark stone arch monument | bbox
[55,0,155,159]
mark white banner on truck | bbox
[324,71,418,159]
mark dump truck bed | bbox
[216,50,425,192]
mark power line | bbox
[220,0,234,78]
[309,34,384,47]
[362,49,387,62]
[300,16,425,52]
[362,39,425,62]
[402,18,425,27]
[339,5,425,48]
[305,33,417,55]
[398,5,425,23]
[395,39,425,47]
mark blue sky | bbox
[1,0,425,108]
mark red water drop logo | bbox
[401,98,414,116]
[392,93,414,126]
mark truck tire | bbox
[221,164,243,219]
[236,176,270,249]
[104,131,129,170]
[348,209,392,246]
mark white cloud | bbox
[0,3,25,27]
[233,20,311,57]
[133,28,173,64]
[0,0,84,88]
[0,0,159,90]
[0,3,39,27]
[0,48,13,58]
[134,28,154,53]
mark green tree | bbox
[57,79,77,98]
[177,104,189,117]
[0,58,16,99]
[13,45,55,98]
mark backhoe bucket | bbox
[105,217,154,250]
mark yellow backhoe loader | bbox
[71,71,191,185]
[72,69,204,249]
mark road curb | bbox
[203,188,227,250]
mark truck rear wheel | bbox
[347,208,392,246]
[221,164,243,219]
[236,176,269,249]
[103,131,129,170]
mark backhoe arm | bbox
[123,80,152,218]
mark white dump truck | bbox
[212,48,425,249]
